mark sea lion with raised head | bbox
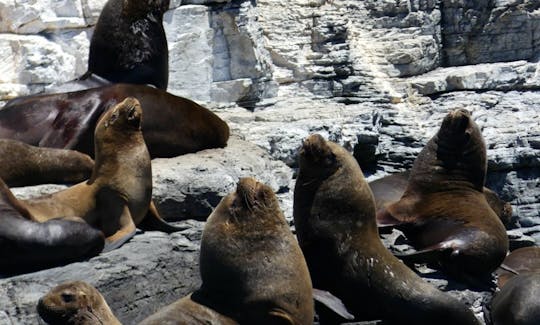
[0,177,104,275]
[18,97,183,251]
[0,84,229,158]
[88,0,170,90]
[377,109,509,283]
[369,171,513,227]
[294,133,480,324]
[190,177,314,324]
[0,139,93,187]
[37,281,121,325]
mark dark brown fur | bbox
[194,177,314,325]
[88,0,170,89]
[294,134,479,325]
[379,109,509,281]
[0,84,229,158]
[0,139,93,187]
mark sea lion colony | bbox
[0,0,536,324]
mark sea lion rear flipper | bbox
[102,219,137,253]
[312,288,355,320]
[138,201,189,233]
[39,98,104,149]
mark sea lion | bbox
[18,97,182,251]
[37,281,121,325]
[0,139,93,187]
[293,134,480,324]
[191,177,314,324]
[489,272,540,325]
[369,171,513,227]
[495,246,540,287]
[485,246,540,325]
[88,0,170,89]
[0,177,104,275]
[0,83,229,158]
[377,109,509,283]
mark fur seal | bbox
[37,281,121,325]
[495,246,540,287]
[18,97,182,251]
[377,109,509,283]
[0,139,93,187]
[369,171,513,227]
[0,83,229,158]
[88,0,170,89]
[293,134,480,324]
[191,177,314,324]
[0,177,104,274]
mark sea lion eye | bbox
[61,293,75,303]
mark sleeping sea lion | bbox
[0,139,93,187]
[369,171,513,227]
[0,177,104,275]
[37,281,121,325]
[18,97,183,251]
[293,133,480,324]
[88,0,170,89]
[377,109,509,283]
[191,177,314,324]
[0,84,229,158]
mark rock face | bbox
[0,0,540,324]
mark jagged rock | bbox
[152,136,293,221]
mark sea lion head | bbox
[221,177,282,226]
[97,97,143,136]
[438,108,476,148]
[298,134,340,181]
[37,281,111,325]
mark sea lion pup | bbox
[377,109,509,283]
[369,171,513,227]
[190,177,314,324]
[0,84,230,158]
[88,0,170,90]
[0,139,93,187]
[37,281,121,325]
[293,134,480,325]
[19,97,182,251]
[0,178,104,274]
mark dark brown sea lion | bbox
[18,97,183,251]
[485,246,540,325]
[0,177,104,275]
[0,139,93,187]
[489,272,540,325]
[495,246,540,288]
[377,109,509,283]
[293,133,480,325]
[37,281,121,325]
[192,177,314,324]
[88,0,170,90]
[369,171,513,227]
[0,84,229,158]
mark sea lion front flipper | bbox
[312,288,355,320]
[376,195,422,227]
[137,201,189,233]
[39,97,104,149]
[102,216,137,253]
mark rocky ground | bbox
[0,0,539,324]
